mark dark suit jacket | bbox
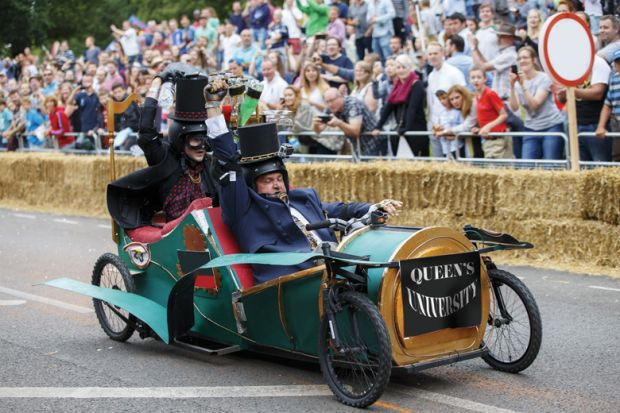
[211,130,370,283]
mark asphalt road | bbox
[0,208,618,413]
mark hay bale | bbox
[495,169,582,220]
[1,154,619,274]
[581,168,620,225]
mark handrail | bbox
[10,129,618,169]
[576,132,620,168]
[454,131,570,169]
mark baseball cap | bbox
[613,49,620,62]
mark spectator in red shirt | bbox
[44,95,72,148]
[469,66,512,159]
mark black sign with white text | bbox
[400,251,481,337]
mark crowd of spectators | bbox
[1,0,620,162]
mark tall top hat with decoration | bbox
[237,122,293,191]
[168,76,209,122]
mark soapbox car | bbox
[46,198,542,408]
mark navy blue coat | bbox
[211,131,371,283]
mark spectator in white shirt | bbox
[110,21,141,65]
[472,3,499,61]
[426,42,466,157]
[219,21,241,70]
[260,59,289,110]
[282,0,304,54]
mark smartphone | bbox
[319,114,332,123]
[511,65,519,75]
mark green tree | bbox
[1,0,230,57]
[0,0,52,56]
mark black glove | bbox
[156,62,203,82]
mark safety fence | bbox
[4,129,620,170]
[285,130,620,169]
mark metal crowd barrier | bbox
[576,132,620,168]
[454,131,570,170]
[7,128,619,170]
[280,130,575,169]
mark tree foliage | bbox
[1,0,52,56]
[1,0,228,56]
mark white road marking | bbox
[392,385,520,413]
[0,385,332,399]
[13,213,36,219]
[0,385,522,412]
[589,285,620,293]
[53,218,79,225]
[97,224,112,229]
[0,286,93,313]
[0,299,26,306]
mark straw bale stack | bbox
[0,153,618,275]
[580,168,620,225]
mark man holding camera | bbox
[313,87,381,156]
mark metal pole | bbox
[414,1,426,52]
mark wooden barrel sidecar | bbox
[338,226,490,367]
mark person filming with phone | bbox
[508,46,565,161]
[312,87,381,156]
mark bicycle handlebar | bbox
[305,218,350,231]
[305,220,333,231]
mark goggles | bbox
[185,135,209,151]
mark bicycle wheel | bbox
[482,269,542,373]
[318,291,392,408]
[92,253,136,342]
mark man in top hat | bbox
[107,63,220,229]
[203,79,402,284]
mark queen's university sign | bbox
[400,251,481,337]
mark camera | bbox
[318,114,332,123]
[511,65,519,75]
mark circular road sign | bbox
[539,13,595,87]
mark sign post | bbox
[539,13,595,171]
[565,87,579,171]
[107,93,140,244]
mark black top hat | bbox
[168,76,209,122]
[237,123,281,164]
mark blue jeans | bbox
[505,105,524,158]
[252,27,267,48]
[372,35,392,64]
[522,123,565,160]
[578,123,612,162]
